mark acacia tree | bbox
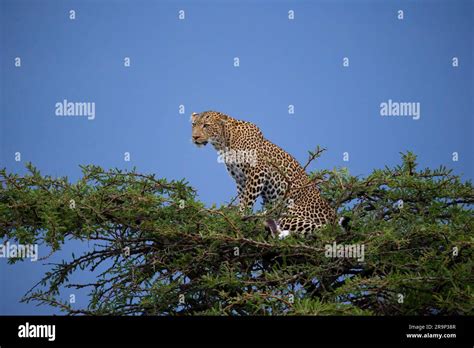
[0,151,473,315]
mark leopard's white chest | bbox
[226,162,246,186]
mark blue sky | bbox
[0,0,472,314]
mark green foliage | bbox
[0,152,473,315]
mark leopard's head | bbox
[191,111,228,148]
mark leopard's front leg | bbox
[238,168,264,216]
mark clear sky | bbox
[0,0,472,314]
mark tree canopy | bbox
[1,151,473,315]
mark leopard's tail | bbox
[338,216,351,232]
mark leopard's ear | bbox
[190,112,199,123]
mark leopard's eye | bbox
[203,124,209,128]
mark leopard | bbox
[191,110,337,238]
